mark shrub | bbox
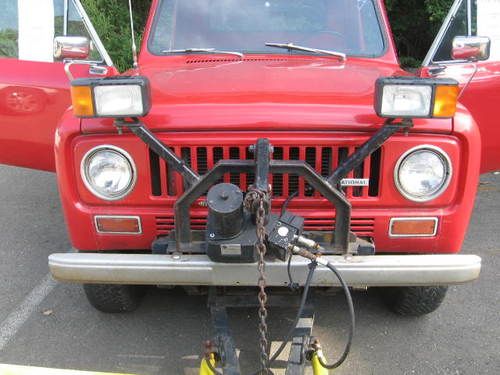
[81,0,151,71]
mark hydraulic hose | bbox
[211,248,355,374]
[315,260,355,370]
[282,244,356,371]
[269,261,317,364]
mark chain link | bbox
[244,187,271,374]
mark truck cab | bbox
[0,0,498,316]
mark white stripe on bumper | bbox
[48,253,481,287]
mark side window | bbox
[0,0,103,62]
[0,2,19,58]
[357,0,385,56]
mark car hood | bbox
[82,56,451,133]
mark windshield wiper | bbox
[162,48,244,60]
[265,42,346,61]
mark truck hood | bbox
[82,57,451,133]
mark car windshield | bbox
[149,0,386,57]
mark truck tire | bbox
[380,286,448,316]
[83,284,145,313]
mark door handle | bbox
[427,66,447,76]
[89,65,108,76]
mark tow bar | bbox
[114,118,410,374]
[46,118,482,372]
[200,288,316,375]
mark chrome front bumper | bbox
[48,253,481,287]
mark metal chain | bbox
[244,188,271,374]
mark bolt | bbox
[278,226,289,237]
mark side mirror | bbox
[452,36,491,62]
[54,36,91,61]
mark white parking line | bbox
[0,273,57,350]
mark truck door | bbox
[0,0,115,171]
[421,0,500,173]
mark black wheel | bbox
[380,286,448,316]
[83,284,146,313]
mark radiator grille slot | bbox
[272,147,284,196]
[156,215,375,236]
[197,147,208,175]
[149,143,381,199]
[149,149,162,197]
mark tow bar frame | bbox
[45,118,483,373]
[204,287,315,375]
[116,118,407,256]
[98,118,438,374]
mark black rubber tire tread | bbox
[83,284,145,313]
[380,286,448,316]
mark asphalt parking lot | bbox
[0,165,498,375]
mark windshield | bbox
[149,0,386,57]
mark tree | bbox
[385,0,454,66]
[81,0,151,71]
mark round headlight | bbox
[395,146,452,202]
[81,146,136,201]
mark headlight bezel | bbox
[80,145,137,201]
[394,145,453,203]
[71,76,151,118]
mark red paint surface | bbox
[0,0,492,256]
[0,60,117,171]
[421,60,500,173]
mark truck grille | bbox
[148,144,381,199]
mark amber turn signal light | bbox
[95,216,142,234]
[389,218,438,237]
[433,85,460,118]
[70,85,94,117]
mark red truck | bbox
[0,0,498,321]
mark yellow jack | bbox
[311,349,330,375]
[199,353,218,375]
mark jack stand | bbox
[209,303,241,375]
[202,288,316,375]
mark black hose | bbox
[272,258,355,371]
[212,255,355,374]
[286,254,300,291]
[315,261,355,370]
[250,262,316,375]
[269,261,317,364]
[281,191,299,216]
